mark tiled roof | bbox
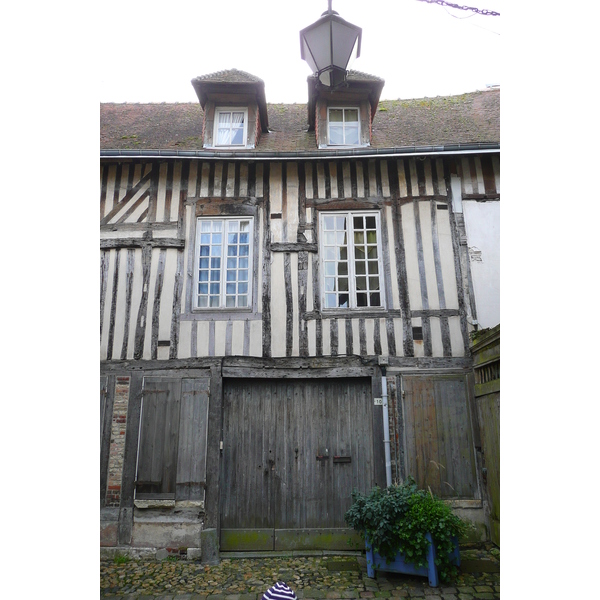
[100,88,499,152]
[191,68,265,84]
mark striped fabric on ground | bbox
[262,582,297,600]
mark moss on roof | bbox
[100,89,499,152]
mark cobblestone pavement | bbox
[100,544,499,599]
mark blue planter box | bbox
[365,533,460,587]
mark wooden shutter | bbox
[402,375,478,499]
[136,378,181,499]
[176,378,210,500]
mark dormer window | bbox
[215,108,248,146]
[328,107,360,145]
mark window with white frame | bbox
[328,107,360,145]
[195,217,253,309]
[215,108,248,146]
[320,211,384,309]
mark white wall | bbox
[463,201,500,329]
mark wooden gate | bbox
[220,377,374,551]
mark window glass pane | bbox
[325,277,336,291]
[239,244,249,256]
[355,262,366,275]
[354,231,364,245]
[370,292,381,306]
[329,126,343,145]
[368,261,379,274]
[367,246,378,259]
[238,296,248,307]
[369,277,380,290]
[217,128,231,145]
[197,217,253,309]
[366,216,376,229]
[324,216,335,230]
[367,231,378,244]
[325,247,336,260]
[337,262,348,276]
[240,232,249,244]
[338,278,349,292]
[329,109,343,122]
[339,294,349,308]
[231,128,244,145]
[345,125,359,145]
[353,216,364,229]
[324,262,336,276]
[356,293,367,307]
[218,112,231,124]
[345,109,359,122]
[356,276,367,291]
[325,294,337,308]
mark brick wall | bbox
[105,376,130,507]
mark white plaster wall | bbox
[463,201,500,329]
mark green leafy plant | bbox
[113,552,130,564]
[344,477,467,582]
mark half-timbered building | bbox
[100,68,500,560]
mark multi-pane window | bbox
[215,108,247,146]
[328,107,360,145]
[195,217,253,309]
[320,211,384,309]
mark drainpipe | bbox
[379,360,393,487]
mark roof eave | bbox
[100,142,500,161]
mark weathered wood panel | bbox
[221,377,374,548]
[401,375,478,499]
[136,378,181,498]
[176,377,210,500]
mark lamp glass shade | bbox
[300,11,362,87]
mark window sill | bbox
[203,144,255,150]
[319,307,388,319]
[318,143,370,150]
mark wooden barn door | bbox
[401,375,479,499]
[220,378,373,551]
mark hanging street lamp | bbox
[299,0,362,88]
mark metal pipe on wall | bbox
[381,366,392,487]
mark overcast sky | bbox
[98,0,501,104]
